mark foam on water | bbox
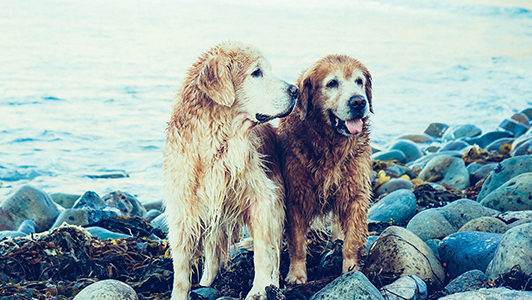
[1,0,531,203]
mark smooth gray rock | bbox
[467,162,497,185]
[368,190,417,224]
[375,178,414,197]
[406,199,498,241]
[458,216,508,233]
[440,140,471,152]
[0,230,27,240]
[486,223,532,279]
[424,123,449,138]
[439,287,532,300]
[51,207,121,229]
[73,279,138,300]
[72,191,106,210]
[417,155,470,190]
[103,191,147,217]
[441,269,490,295]
[477,156,532,201]
[384,165,417,179]
[497,210,532,229]
[485,138,513,152]
[309,271,384,300]
[50,193,80,209]
[480,172,532,211]
[463,131,513,149]
[85,226,132,240]
[151,213,168,233]
[407,151,463,170]
[143,209,162,221]
[372,150,406,163]
[510,128,532,152]
[379,275,427,300]
[522,108,532,120]
[395,134,434,144]
[388,140,423,163]
[512,112,530,125]
[499,118,529,137]
[512,139,532,156]
[439,231,502,278]
[0,185,60,232]
[191,287,220,300]
[363,226,445,292]
[16,219,36,234]
[443,124,482,141]
[143,200,163,211]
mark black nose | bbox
[349,95,366,110]
[288,85,299,99]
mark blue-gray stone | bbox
[407,151,463,170]
[16,219,36,234]
[151,213,168,233]
[72,279,138,300]
[424,123,449,138]
[522,108,532,120]
[463,131,513,149]
[309,271,384,300]
[375,178,414,197]
[458,217,508,234]
[418,155,470,190]
[467,162,497,185]
[395,134,434,144]
[143,200,163,211]
[72,191,106,210]
[190,287,220,300]
[372,150,406,163]
[512,139,532,156]
[51,207,121,229]
[388,140,423,163]
[439,140,471,152]
[0,230,27,240]
[385,165,417,179]
[439,287,532,300]
[425,239,441,260]
[486,223,532,279]
[443,124,481,141]
[499,119,529,137]
[85,226,132,240]
[480,172,532,212]
[143,209,162,221]
[103,191,147,217]
[379,275,427,300]
[369,189,417,224]
[477,156,532,201]
[441,270,490,295]
[50,193,81,209]
[512,112,530,125]
[439,231,502,278]
[485,138,513,152]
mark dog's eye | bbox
[326,79,338,88]
[355,78,363,86]
[251,68,262,78]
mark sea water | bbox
[1,0,531,203]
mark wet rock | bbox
[375,178,414,197]
[463,131,513,149]
[385,165,416,179]
[521,108,532,120]
[379,275,427,300]
[443,124,481,141]
[395,134,434,144]
[143,209,162,221]
[85,226,132,240]
[467,162,497,185]
[406,199,498,241]
[499,118,529,137]
[16,219,36,235]
[485,137,513,151]
[363,226,445,292]
[511,112,530,125]
[512,139,532,156]
[439,140,471,152]
[479,172,532,211]
[103,191,147,217]
[151,213,168,233]
[486,223,532,279]
[441,269,490,295]
[417,155,470,190]
[0,230,26,240]
[0,185,60,232]
[439,231,502,278]
[50,193,81,209]
[143,200,163,211]
[425,239,441,260]
[407,151,463,169]
[438,287,532,300]
[477,156,532,201]
[309,271,384,300]
[51,207,121,229]
[424,123,449,138]
[191,287,220,300]
[372,150,406,163]
[86,170,129,179]
[458,216,508,233]
[368,189,417,224]
[72,279,138,300]
[388,140,423,163]
[496,210,532,229]
[72,191,106,210]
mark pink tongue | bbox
[346,119,363,134]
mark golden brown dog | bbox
[163,41,298,300]
[278,55,373,284]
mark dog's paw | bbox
[285,271,307,285]
[245,287,266,300]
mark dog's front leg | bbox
[340,198,368,273]
[285,203,310,285]
[168,221,196,300]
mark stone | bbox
[417,155,470,190]
[16,219,36,235]
[388,140,423,163]
[190,287,220,300]
[424,239,441,260]
[467,162,497,185]
[407,151,463,170]
[486,223,532,279]
[511,112,530,125]
[479,172,532,211]
[443,124,481,141]
[143,200,163,211]
[368,190,417,224]
[439,231,502,278]
[143,209,162,221]
[379,275,427,300]
[50,193,81,209]
[72,191,106,210]
[477,156,532,201]
[51,207,121,229]
[309,271,384,300]
[521,108,532,120]
[438,287,532,300]
[363,226,445,292]
[512,139,532,156]
[485,138,513,152]
[496,210,532,229]
[375,178,414,197]
[406,199,498,241]
[439,140,471,152]
[458,216,508,233]
[510,128,532,152]
[385,165,416,179]
[0,230,27,240]
[151,213,168,233]
[372,150,406,163]
[441,269,490,295]
[72,279,138,300]
[395,134,434,144]
[103,191,147,217]
[424,123,449,138]
[499,119,529,137]
[85,226,132,240]
[0,185,60,232]
[463,131,513,149]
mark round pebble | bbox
[418,155,470,190]
[73,279,138,300]
[458,216,508,233]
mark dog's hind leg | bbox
[167,219,199,300]
[199,240,222,287]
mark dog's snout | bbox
[349,95,366,110]
[288,85,299,99]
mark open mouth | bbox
[329,111,364,135]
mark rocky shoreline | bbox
[1,108,532,299]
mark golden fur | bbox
[163,41,297,300]
[278,55,373,284]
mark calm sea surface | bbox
[1,0,532,203]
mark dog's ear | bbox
[296,71,314,121]
[364,70,373,113]
[196,53,235,107]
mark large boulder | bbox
[368,189,417,224]
[417,155,470,190]
[486,223,532,279]
[479,172,532,212]
[477,156,532,202]
[309,271,384,300]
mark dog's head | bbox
[195,41,298,123]
[296,55,372,136]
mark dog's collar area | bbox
[328,111,364,136]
